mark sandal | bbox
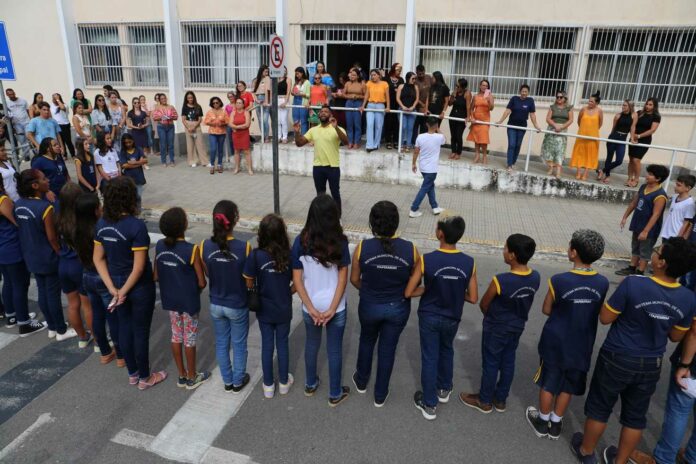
[210,168,215,175]
[138,370,168,391]
[217,165,223,173]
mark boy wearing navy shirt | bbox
[525,229,609,440]
[405,216,478,420]
[616,164,669,276]
[460,234,540,414]
[573,238,696,464]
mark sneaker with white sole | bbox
[56,328,78,342]
[414,391,437,420]
[19,320,46,337]
[352,371,367,394]
[432,207,445,215]
[78,332,93,348]
[437,389,452,403]
[279,373,294,395]
[9,312,37,329]
[263,382,276,399]
[186,371,211,390]
[48,330,57,339]
[409,210,423,218]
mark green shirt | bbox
[305,124,346,167]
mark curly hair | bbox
[570,229,605,264]
[369,201,399,255]
[103,176,137,222]
[257,214,290,272]
[159,207,187,247]
[300,194,346,267]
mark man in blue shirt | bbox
[26,102,62,153]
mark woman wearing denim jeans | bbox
[203,97,229,175]
[496,84,541,172]
[201,200,252,393]
[361,69,390,152]
[397,72,419,152]
[291,67,310,136]
[597,100,636,184]
[252,65,272,142]
[152,94,178,167]
[343,69,366,149]
[292,194,351,407]
[350,201,416,407]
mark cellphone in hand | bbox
[484,89,491,97]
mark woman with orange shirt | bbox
[309,73,329,128]
[361,69,390,152]
[467,79,495,164]
[203,96,229,175]
[570,92,603,181]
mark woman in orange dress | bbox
[570,92,603,181]
[467,79,494,164]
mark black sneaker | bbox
[615,266,636,276]
[352,371,367,394]
[328,386,350,407]
[437,389,452,403]
[230,373,250,393]
[186,371,211,390]
[414,391,437,420]
[525,406,549,438]
[0,311,4,320]
[177,376,188,388]
[570,432,598,464]
[603,445,618,464]
[19,320,46,337]
[374,392,389,408]
[493,400,506,413]
[6,316,17,328]
[548,419,563,440]
[304,377,321,397]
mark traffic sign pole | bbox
[0,21,20,168]
[269,34,285,215]
[0,80,20,169]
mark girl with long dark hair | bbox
[252,65,272,141]
[383,63,404,149]
[91,94,112,138]
[181,91,206,167]
[292,194,351,406]
[448,78,472,160]
[126,97,150,152]
[396,72,419,152]
[50,93,75,158]
[30,93,43,118]
[94,132,121,191]
[627,97,661,187]
[31,137,70,199]
[70,89,93,119]
[428,71,450,127]
[292,67,310,135]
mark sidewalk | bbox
[138,162,632,259]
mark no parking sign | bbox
[269,35,285,78]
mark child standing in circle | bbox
[155,207,209,390]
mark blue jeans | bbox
[209,134,226,166]
[0,261,31,324]
[355,299,410,402]
[292,96,308,135]
[256,105,270,139]
[654,367,696,464]
[157,124,175,164]
[303,309,347,399]
[366,103,385,149]
[35,272,67,333]
[345,100,362,145]
[411,172,438,212]
[259,321,291,386]
[402,113,416,148]
[115,278,156,379]
[210,303,249,386]
[83,271,121,357]
[419,313,460,407]
[506,128,526,167]
[479,328,522,404]
[604,132,628,177]
[225,126,235,157]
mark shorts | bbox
[631,231,657,261]
[170,311,199,347]
[534,360,588,396]
[628,141,651,160]
[584,349,662,430]
[59,257,86,295]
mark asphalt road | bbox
[0,220,677,464]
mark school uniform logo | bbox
[14,206,35,220]
[561,286,603,304]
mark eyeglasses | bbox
[556,95,565,99]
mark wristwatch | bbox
[678,361,692,369]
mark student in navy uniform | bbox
[525,229,609,440]
[0,175,44,336]
[200,200,252,393]
[573,237,696,464]
[74,138,98,193]
[30,137,70,201]
[14,169,75,340]
[56,182,93,348]
[680,212,696,290]
[617,164,669,276]
[74,192,123,365]
[155,207,209,390]
[406,215,478,420]
[460,233,540,414]
[119,133,148,212]
[94,177,165,390]
[350,201,418,407]
[292,194,351,407]
[244,214,296,399]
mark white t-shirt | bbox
[5,97,30,132]
[49,103,70,125]
[299,256,347,314]
[94,148,120,178]
[415,132,446,173]
[0,162,18,201]
[660,195,696,239]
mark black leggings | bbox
[383,113,399,145]
[59,124,75,157]
[449,120,466,154]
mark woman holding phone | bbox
[467,80,494,164]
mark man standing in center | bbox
[294,105,348,215]
[411,65,433,146]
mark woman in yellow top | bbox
[570,91,603,181]
[360,69,390,152]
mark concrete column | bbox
[402,0,416,71]
[162,0,184,108]
[55,0,84,90]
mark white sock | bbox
[550,412,563,423]
[539,412,550,421]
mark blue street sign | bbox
[0,22,16,81]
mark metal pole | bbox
[397,111,403,155]
[271,78,280,215]
[0,80,20,169]
[665,149,677,190]
[524,131,535,172]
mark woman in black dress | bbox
[383,63,404,149]
[427,71,450,127]
[126,97,150,151]
[627,97,661,187]
[448,78,472,160]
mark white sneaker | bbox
[279,373,294,395]
[409,210,423,218]
[263,382,275,399]
[432,207,445,215]
[56,328,78,342]
[48,330,57,339]
[191,163,197,168]
[206,163,213,168]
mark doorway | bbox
[327,44,371,79]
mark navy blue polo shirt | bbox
[76,155,97,191]
[483,269,541,333]
[507,96,536,127]
[95,215,152,281]
[602,275,696,357]
[14,197,58,274]
[119,147,147,186]
[629,184,668,240]
[155,239,201,315]
[538,270,610,371]
[31,155,68,196]
[243,248,293,323]
[0,195,22,265]
[356,237,417,304]
[418,249,476,321]
[201,237,250,309]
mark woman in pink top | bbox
[203,96,229,174]
[152,94,179,166]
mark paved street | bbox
[0,219,674,464]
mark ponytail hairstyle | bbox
[211,200,239,255]
[35,137,56,161]
[17,169,43,198]
[369,200,399,255]
[257,213,290,272]
[56,182,82,250]
[300,194,346,267]
[159,207,188,248]
[74,192,101,268]
[590,90,601,104]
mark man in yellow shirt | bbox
[294,105,348,214]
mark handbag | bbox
[247,249,261,313]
